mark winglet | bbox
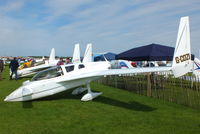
[172,16,193,77]
[83,43,92,63]
[72,44,81,64]
[49,48,56,64]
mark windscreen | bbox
[31,66,63,81]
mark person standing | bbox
[9,57,19,80]
[0,59,4,80]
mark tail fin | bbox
[83,43,92,63]
[72,44,81,64]
[49,48,56,63]
[172,16,192,77]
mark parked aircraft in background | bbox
[12,48,58,78]
[13,44,81,78]
[5,16,193,102]
[110,60,136,69]
[35,56,45,63]
[193,58,200,76]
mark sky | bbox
[0,0,200,57]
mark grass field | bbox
[0,66,200,134]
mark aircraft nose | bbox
[4,87,23,102]
[4,94,14,102]
[4,96,9,101]
[4,86,33,102]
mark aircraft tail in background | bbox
[82,43,92,63]
[72,44,81,64]
[48,48,56,64]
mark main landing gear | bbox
[72,83,102,101]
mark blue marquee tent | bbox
[116,43,178,61]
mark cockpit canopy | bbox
[31,64,85,81]
[31,66,63,81]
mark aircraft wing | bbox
[60,66,172,83]
[95,67,171,76]
[18,64,54,77]
[19,64,52,72]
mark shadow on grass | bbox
[33,89,156,112]
[22,101,33,108]
[22,96,34,108]
[96,96,156,112]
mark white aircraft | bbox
[14,44,81,78]
[14,48,58,78]
[5,16,193,102]
[35,56,45,63]
[110,60,137,69]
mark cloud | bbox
[0,0,200,57]
[0,0,24,12]
[40,0,93,24]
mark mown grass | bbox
[0,66,200,134]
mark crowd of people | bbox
[57,58,71,65]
